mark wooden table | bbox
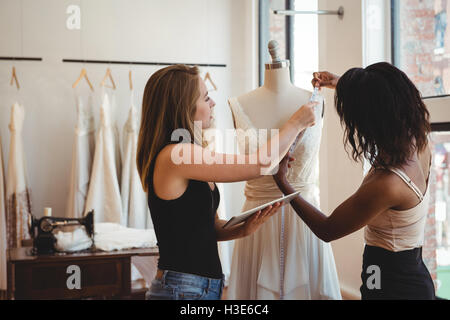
[7,246,159,300]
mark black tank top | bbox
[147,157,223,279]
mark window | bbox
[292,0,319,90]
[430,127,450,299]
[392,0,450,97]
[258,0,318,90]
[259,0,292,86]
[393,1,450,297]
[423,95,450,299]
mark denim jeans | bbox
[145,270,225,300]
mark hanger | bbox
[10,66,20,89]
[72,68,94,91]
[100,67,116,90]
[204,71,217,91]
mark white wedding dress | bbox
[6,102,32,249]
[84,94,123,223]
[227,97,341,300]
[121,92,151,229]
[110,93,122,186]
[66,95,95,218]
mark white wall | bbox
[318,0,365,299]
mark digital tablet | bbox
[222,190,301,229]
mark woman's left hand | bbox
[242,202,283,236]
[273,152,295,184]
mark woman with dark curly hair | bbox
[273,62,435,300]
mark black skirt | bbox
[360,245,436,300]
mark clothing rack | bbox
[0,57,43,61]
[62,59,226,68]
[273,6,344,19]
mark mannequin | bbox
[237,41,312,130]
[227,41,341,300]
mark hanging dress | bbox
[121,91,150,229]
[84,94,122,223]
[0,135,7,292]
[6,102,32,249]
[66,95,96,218]
[227,97,341,300]
[120,91,155,285]
[110,92,122,186]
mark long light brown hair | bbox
[137,64,200,192]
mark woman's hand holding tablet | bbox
[222,190,301,229]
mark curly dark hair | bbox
[335,62,431,169]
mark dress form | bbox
[227,41,341,300]
[236,40,314,130]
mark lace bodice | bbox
[228,96,324,200]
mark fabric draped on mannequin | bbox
[227,97,341,300]
[66,95,96,218]
[6,103,32,249]
[84,94,123,223]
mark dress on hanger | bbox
[6,102,32,249]
[227,97,341,300]
[66,95,96,218]
[84,94,122,223]
[110,93,122,186]
[121,93,151,229]
[0,135,7,292]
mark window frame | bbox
[390,0,400,66]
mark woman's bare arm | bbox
[159,105,316,184]
[214,202,283,241]
[273,158,401,243]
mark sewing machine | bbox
[28,210,95,255]
[5,210,160,300]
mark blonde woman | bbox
[137,64,316,300]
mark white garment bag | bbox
[121,91,151,229]
[84,94,122,223]
[66,95,96,218]
[6,102,32,248]
[0,135,7,291]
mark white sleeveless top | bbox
[364,162,431,252]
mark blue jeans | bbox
[145,270,225,300]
